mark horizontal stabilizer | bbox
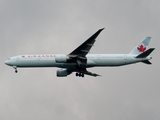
[142,60,152,64]
[136,48,155,58]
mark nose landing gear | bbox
[13,66,18,73]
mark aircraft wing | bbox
[68,68,101,77]
[80,69,101,77]
[67,28,104,77]
[69,28,104,57]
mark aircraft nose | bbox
[5,60,11,66]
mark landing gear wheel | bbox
[76,73,79,76]
[78,73,81,77]
[75,72,84,77]
[82,74,84,77]
[13,66,18,73]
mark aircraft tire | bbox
[82,74,84,77]
[76,73,84,77]
[76,73,79,76]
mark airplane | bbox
[5,28,155,77]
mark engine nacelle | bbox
[57,68,69,77]
[55,54,69,63]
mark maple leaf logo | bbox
[137,45,146,52]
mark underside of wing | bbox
[80,69,101,77]
[67,68,101,77]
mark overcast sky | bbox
[0,0,160,120]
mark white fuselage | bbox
[5,54,151,68]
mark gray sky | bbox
[1,0,160,120]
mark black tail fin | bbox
[136,48,155,58]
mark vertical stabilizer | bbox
[129,37,151,55]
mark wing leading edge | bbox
[69,28,104,57]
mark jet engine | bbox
[55,54,70,63]
[56,68,70,77]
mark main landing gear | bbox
[13,66,18,73]
[75,72,84,77]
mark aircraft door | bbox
[16,56,19,61]
[124,55,127,64]
[37,55,40,65]
[97,55,101,60]
[97,55,102,65]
